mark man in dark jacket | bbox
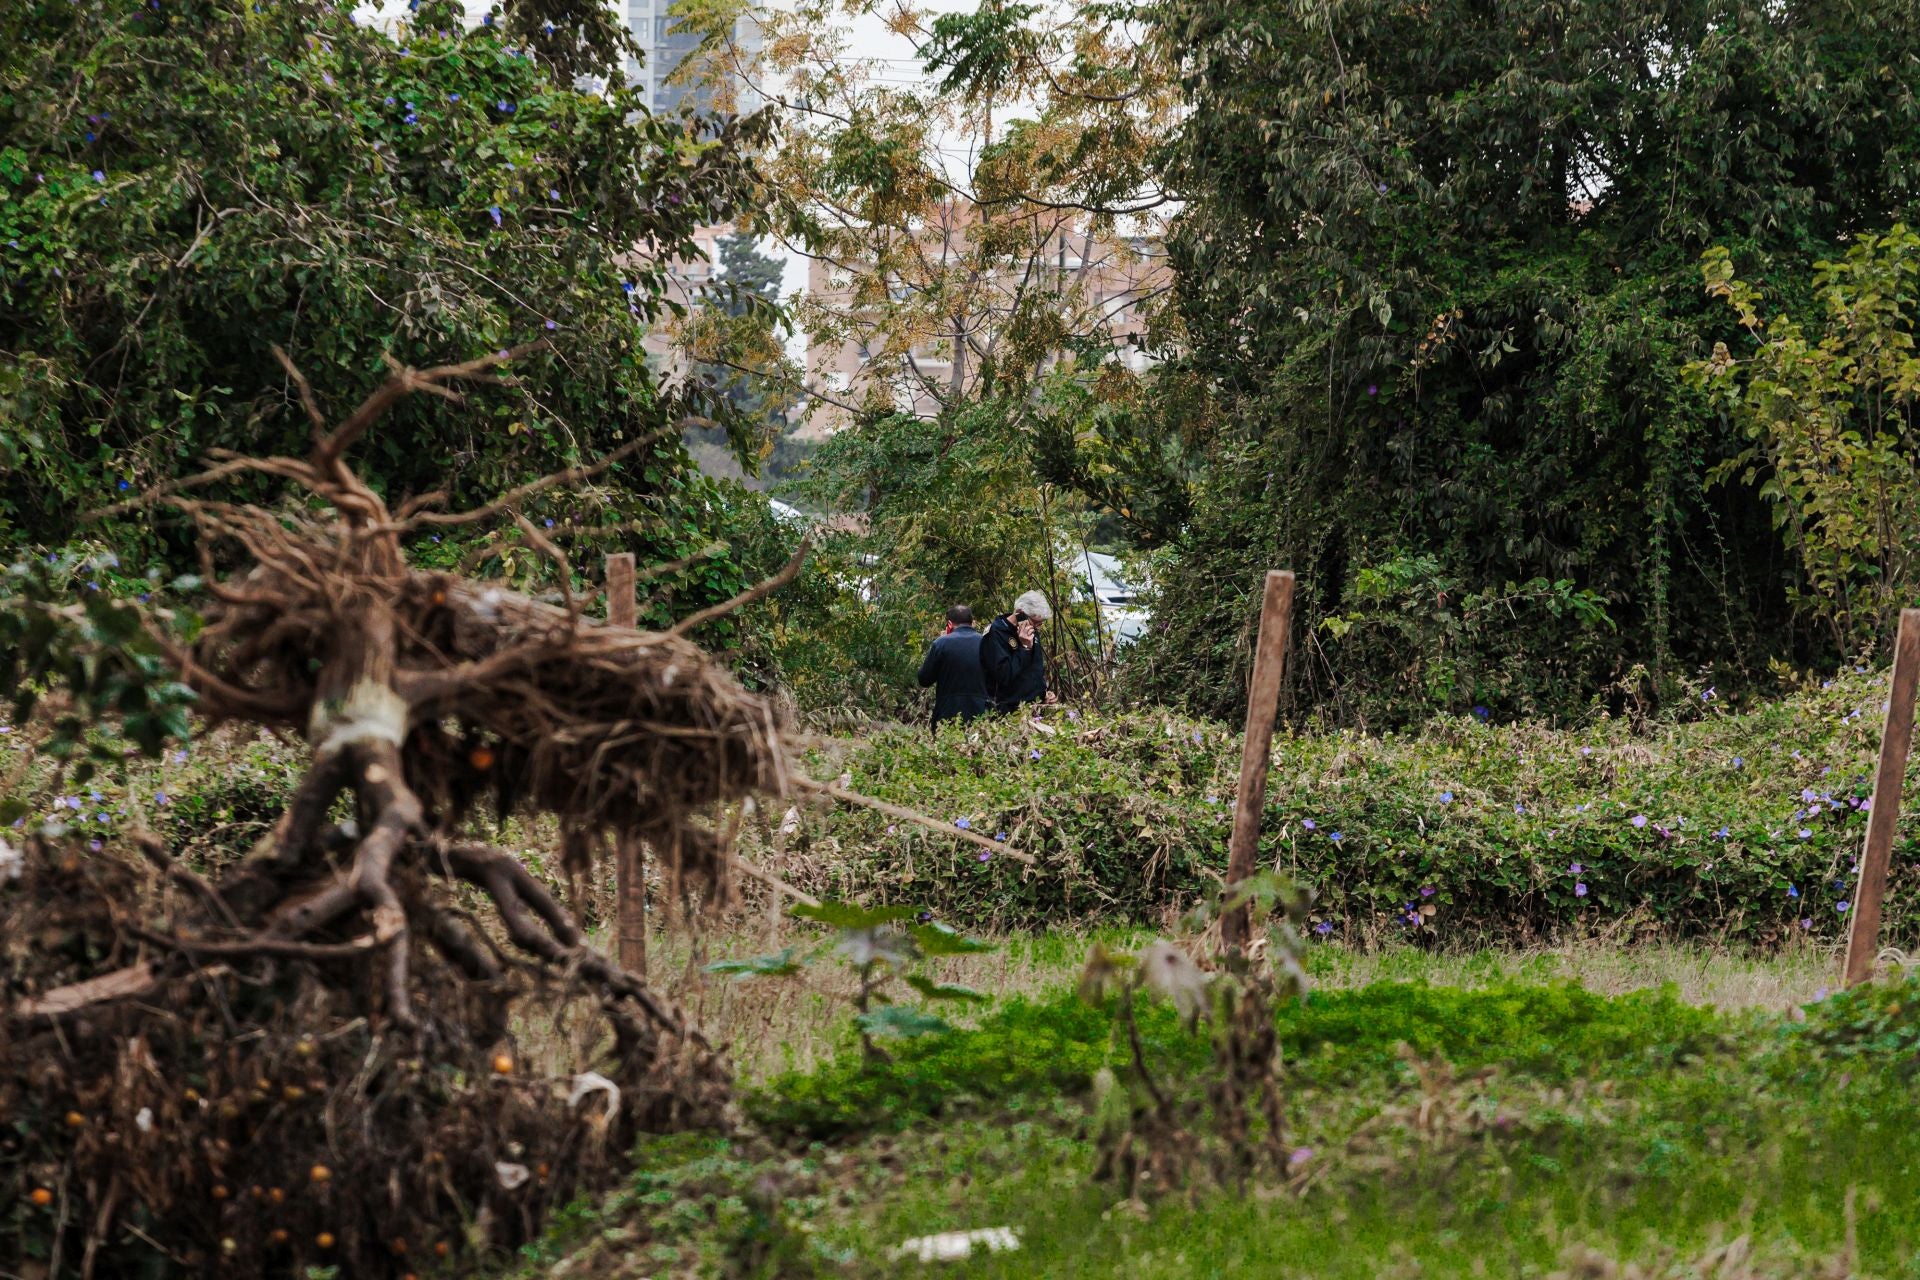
[982,589,1055,713]
[916,605,990,727]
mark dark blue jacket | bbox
[917,626,990,725]
[982,614,1047,711]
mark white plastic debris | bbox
[0,838,21,882]
[495,1161,531,1190]
[135,1107,154,1133]
[567,1071,620,1114]
[891,1227,1021,1263]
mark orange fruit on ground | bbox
[268,1187,285,1204]
[435,1241,451,1258]
[309,1164,331,1184]
[469,745,496,771]
[211,1185,230,1201]
[64,1111,85,1128]
[30,1188,53,1207]
[270,1229,289,1245]
[491,1053,514,1075]
[316,1232,335,1249]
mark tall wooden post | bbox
[1842,609,1920,987]
[606,553,647,977]
[1222,570,1296,955]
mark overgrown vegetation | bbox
[1121,0,1920,724]
[0,0,789,633]
[508,970,1920,1277]
[780,669,1912,941]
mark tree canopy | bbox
[1118,0,1920,722]
[0,0,770,574]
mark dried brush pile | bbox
[0,345,844,1276]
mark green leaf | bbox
[706,946,806,979]
[903,974,989,1003]
[854,1005,952,1039]
[909,921,993,955]
[791,900,919,930]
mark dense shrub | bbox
[787,668,1914,944]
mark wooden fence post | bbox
[605,553,647,977]
[1222,570,1296,955]
[1842,608,1920,987]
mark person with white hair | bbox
[981,589,1057,713]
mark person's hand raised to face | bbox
[1016,618,1037,649]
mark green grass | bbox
[511,969,1920,1279]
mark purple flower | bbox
[1313,921,1333,936]
[1438,791,1453,804]
[995,831,1007,842]
[153,792,168,805]
[545,319,557,330]
[1701,686,1716,702]
[1029,748,1042,761]
[1732,757,1744,768]
[92,169,105,183]
[1472,705,1489,721]
[1569,862,1583,875]
[978,850,991,862]
[1787,884,1799,898]
[1631,814,1648,829]
[1190,729,1203,745]
[1301,818,1316,831]
[488,206,503,227]
[1513,803,1526,815]
[322,71,334,86]
[1798,828,1812,840]
[1574,883,1588,897]
[1288,1146,1314,1166]
[1419,886,1435,897]
[1329,831,1345,843]
[88,839,102,852]
[1715,827,1729,839]
[1836,900,1850,913]
[1366,384,1377,396]
[1580,746,1593,757]
[954,817,971,830]
[549,188,561,200]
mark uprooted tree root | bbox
[0,343,944,1275]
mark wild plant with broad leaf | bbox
[1080,870,1312,1201]
[709,901,993,1062]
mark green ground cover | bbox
[510,958,1920,1279]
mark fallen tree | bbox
[0,344,850,1275]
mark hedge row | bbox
[786,671,1920,945]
